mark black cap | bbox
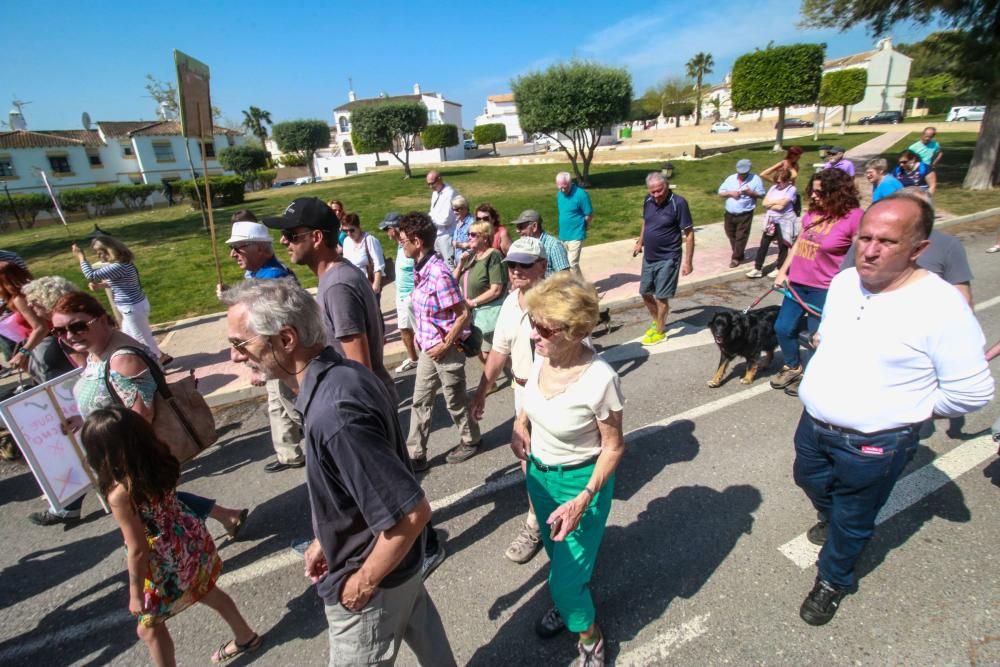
[262,198,339,233]
[379,211,402,231]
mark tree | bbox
[898,31,986,112]
[421,124,460,160]
[145,74,221,122]
[731,43,825,150]
[513,61,632,186]
[473,123,507,153]
[686,52,715,126]
[350,127,391,163]
[241,107,273,156]
[708,95,722,121]
[801,1,999,189]
[659,78,697,127]
[349,102,427,178]
[218,144,269,180]
[819,69,867,133]
[271,120,331,178]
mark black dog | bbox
[706,305,780,387]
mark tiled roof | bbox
[335,92,460,112]
[0,129,103,149]
[97,120,241,138]
[824,50,876,69]
[488,93,515,103]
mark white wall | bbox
[0,145,124,193]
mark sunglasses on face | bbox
[453,207,466,213]
[52,317,99,339]
[229,333,265,353]
[281,229,314,242]
[507,260,537,270]
[342,227,359,234]
[528,315,563,338]
[475,215,492,221]
[468,232,481,238]
[231,243,254,253]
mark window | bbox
[48,154,72,174]
[427,110,440,124]
[152,141,175,162]
[338,116,350,133]
[87,150,103,168]
[342,140,354,156]
[201,141,216,158]
[0,156,14,178]
[121,142,135,158]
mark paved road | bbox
[1,224,999,666]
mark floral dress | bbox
[136,489,222,627]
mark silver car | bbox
[947,106,985,122]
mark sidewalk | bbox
[157,132,961,410]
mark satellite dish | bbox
[81,112,92,130]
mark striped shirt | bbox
[0,250,28,271]
[79,260,146,305]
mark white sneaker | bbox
[395,358,418,373]
[745,268,763,279]
[765,269,778,278]
[987,245,1000,254]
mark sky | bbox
[1,0,941,133]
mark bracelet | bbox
[18,347,31,356]
[581,486,595,500]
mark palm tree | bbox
[685,52,715,126]
[241,106,273,155]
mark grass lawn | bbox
[0,133,880,322]
[902,113,947,124]
[884,131,1000,216]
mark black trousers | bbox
[724,211,754,262]
[754,225,788,271]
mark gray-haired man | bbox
[223,279,456,666]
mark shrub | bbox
[59,188,94,215]
[421,123,459,150]
[218,144,269,179]
[277,152,307,167]
[89,186,120,217]
[115,184,157,210]
[254,169,277,190]
[179,176,246,208]
[0,192,54,228]
[473,123,507,152]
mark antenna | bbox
[9,97,31,130]
[81,111,92,130]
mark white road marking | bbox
[975,295,1000,312]
[778,433,997,569]
[617,613,711,666]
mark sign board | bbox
[174,49,213,139]
[0,370,104,512]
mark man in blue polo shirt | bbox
[718,159,765,268]
[555,171,593,276]
[634,172,694,346]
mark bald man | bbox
[793,192,994,626]
[426,170,459,268]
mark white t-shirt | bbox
[341,233,385,275]
[491,289,534,380]
[799,268,994,433]
[524,355,625,466]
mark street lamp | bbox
[662,162,674,180]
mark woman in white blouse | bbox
[511,271,624,667]
[339,212,386,296]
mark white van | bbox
[946,106,985,122]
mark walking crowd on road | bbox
[2,128,998,667]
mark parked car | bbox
[294,176,319,185]
[858,110,903,125]
[947,106,985,122]
[463,138,478,149]
[272,179,296,188]
[775,118,814,128]
[710,121,739,133]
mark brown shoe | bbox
[445,441,480,464]
[770,365,802,389]
[729,259,740,268]
[504,520,542,564]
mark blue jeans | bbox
[774,283,827,368]
[792,411,919,588]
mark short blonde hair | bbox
[470,221,492,238]
[23,276,80,312]
[91,236,134,264]
[525,272,599,339]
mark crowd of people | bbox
[1,132,997,666]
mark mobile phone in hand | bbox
[549,517,563,540]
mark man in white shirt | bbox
[426,170,459,268]
[794,192,994,626]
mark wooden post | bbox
[44,386,109,514]
[197,102,224,287]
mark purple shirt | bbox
[824,158,856,178]
[788,208,863,289]
[411,253,469,350]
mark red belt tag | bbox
[861,445,884,455]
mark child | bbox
[81,407,262,665]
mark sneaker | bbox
[504,521,542,564]
[641,331,666,346]
[799,579,847,626]
[986,245,1000,254]
[445,441,480,464]
[770,365,802,389]
[395,358,418,373]
[410,454,428,473]
[806,519,828,546]
[571,636,605,667]
[535,606,566,639]
[745,268,763,279]
[644,322,657,337]
[263,458,305,473]
[765,269,778,278]
[421,538,446,580]
[28,510,81,526]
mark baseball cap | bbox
[503,237,546,265]
[828,146,846,154]
[512,209,542,227]
[379,211,402,231]
[262,198,339,233]
[225,221,272,246]
[736,159,752,174]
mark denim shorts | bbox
[640,257,680,300]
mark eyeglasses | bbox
[475,215,492,221]
[281,229,314,242]
[515,222,532,229]
[453,207,467,213]
[468,232,481,238]
[342,227,359,234]
[507,260,537,270]
[51,317,99,339]
[230,243,254,253]
[229,333,265,353]
[528,315,563,339]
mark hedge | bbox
[421,123,459,150]
[0,192,54,228]
[179,176,246,208]
[116,184,158,210]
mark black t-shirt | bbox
[295,347,424,605]
[642,192,693,262]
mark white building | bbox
[0,120,244,198]
[316,84,463,178]
[474,93,529,143]
[703,38,912,123]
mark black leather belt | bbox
[529,454,599,472]
[809,415,916,438]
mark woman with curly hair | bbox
[770,168,863,395]
[474,203,512,256]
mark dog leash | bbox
[741,287,776,314]
[773,285,823,317]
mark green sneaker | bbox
[644,322,658,337]
[641,331,667,346]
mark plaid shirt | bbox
[539,232,570,277]
[412,253,469,351]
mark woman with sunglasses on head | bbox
[29,292,249,534]
[0,261,70,382]
[454,219,508,371]
[770,168,863,395]
[511,271,624,667]
[339,213,386,297]
[475,203,512,256]
[71,235,172,367]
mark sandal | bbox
[226,508,249,540]
[212,633,263,663]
